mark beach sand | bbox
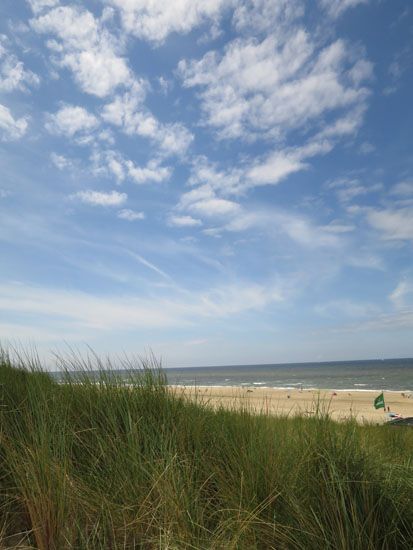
[171,386,413,424]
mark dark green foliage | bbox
[1,349,412,549]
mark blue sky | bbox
[0,0,412,367]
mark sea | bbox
[163,359,413,392]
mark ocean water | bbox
[164,359,413,392]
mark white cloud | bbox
[359,141,375,154]
[191,198,241,217]
[0,103,28,141]
[179,184,241,218]
[46,105,99,137]
[168,215,202,227]
[348,59,373,85]
[316,105,366,140]
[91,150,126,182]
[155,122,193,157]
[178,148,354,241]
[0,282,178,330]
[246,150,307,187]
[346,254,384,270]
[157,76,171,94]
[178,185,212,208]
[367,207,413,241]
[391,181,413,197]
[385,46,413,95]
[318,0,368,19]
[195,280,287,316]
[179,33,370,141]
[91,150,172,184]
[233,0,303,34]
[100,82,146,127]
[50,152,72,169]
[176,181,344,248]
[0,278,289,334]
[105,0,229,44]
[102,88,193,156]
[186,138,334,203]
[72,190,127,207]
[62,50,131,99]
[117,209,145,221]
[189,156,243,195]
[272,212,343,248]
[321,222,355,234]
[197,21,223,45]
[127,160,171,184]
[32,6,132,97]
[244,137,335,188]
[0,36,40,92]
[108,155,126,182]
[176,11,372,216]
[389,280,413,309]
[27,0,59,14]
[327,177,382,203]
[213,206,345,249]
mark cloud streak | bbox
[0,278,290,334]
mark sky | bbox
[0,0,412,367]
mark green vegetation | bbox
[1,349,412,549]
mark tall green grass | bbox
[1,348,412,549]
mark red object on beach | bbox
[332,392,337,396]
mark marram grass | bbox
[0,348,412,549]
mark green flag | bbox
[374,392,385,410]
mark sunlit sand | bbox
[173,386,413,423]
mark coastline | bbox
[170,385,413,424]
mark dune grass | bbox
[0,348,412,549]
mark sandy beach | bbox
[172,386,413,424]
